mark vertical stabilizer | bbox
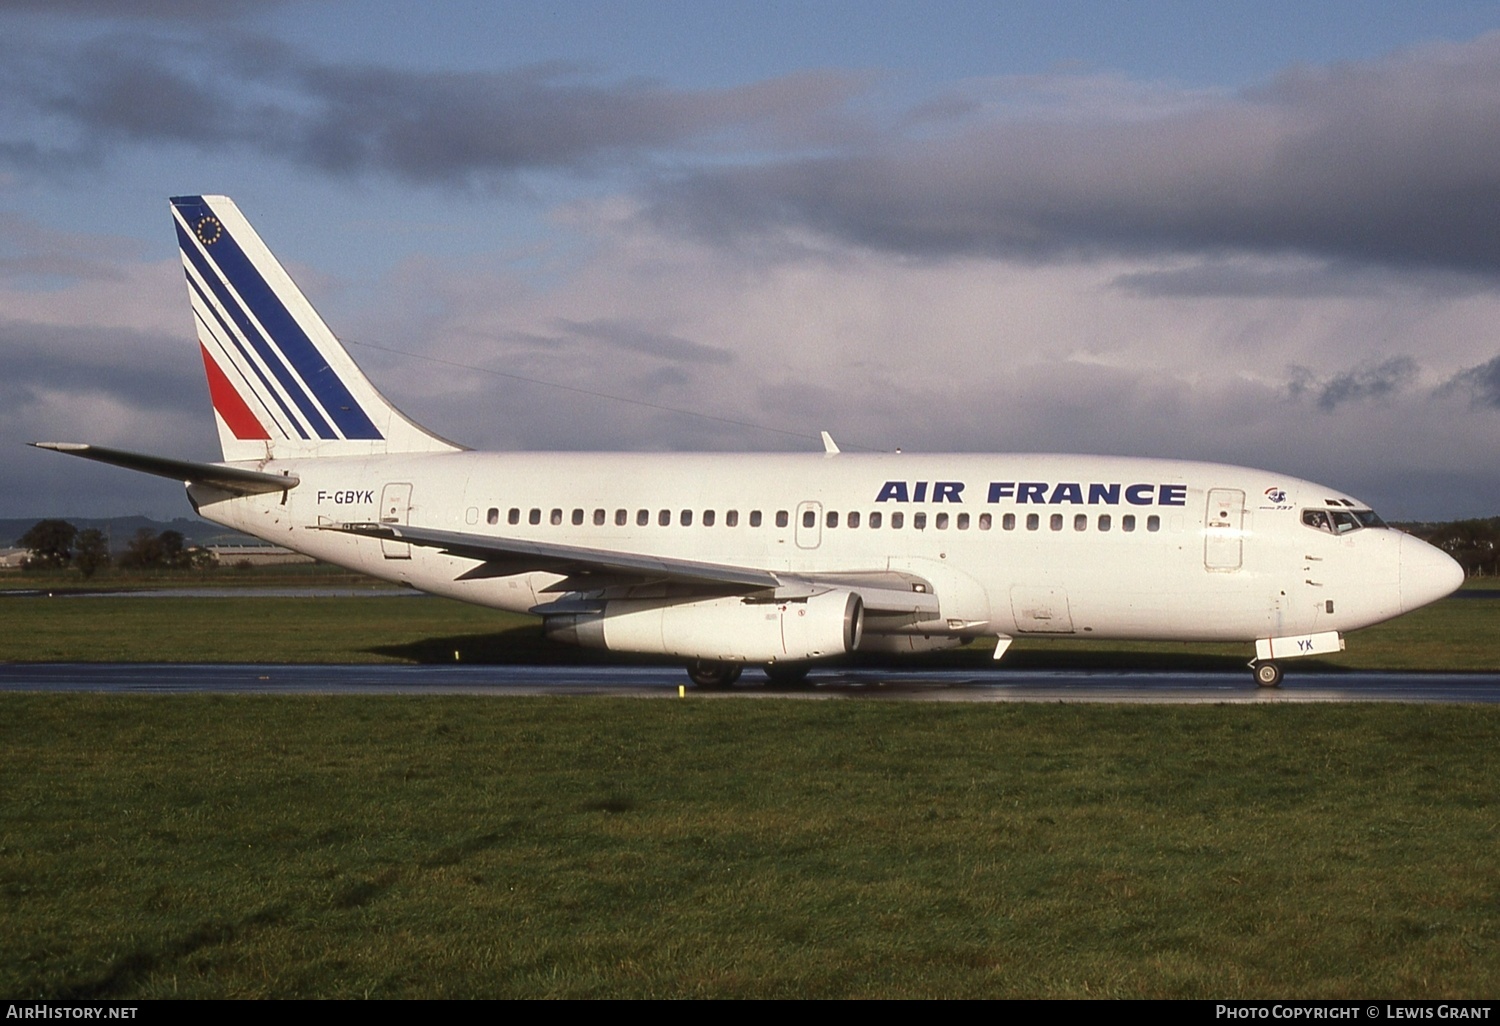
[170,195,462,462]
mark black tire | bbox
[1254,661,1283,688]
[763,663,812,688]
[687,660,743,689]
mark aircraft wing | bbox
[31,442,299,496]
[327,521,939,616]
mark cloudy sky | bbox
[5,0,1500,521]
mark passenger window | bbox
[1147,515,1161,532]
[487,508,499,526]
[1050,514,1063,531]
[803,510,816,528]
[703,510,716,527]
[892,512,904,529]
[1074,514,1087,531]
[1026,513,1039,531]
[637,509,649,526]
[848,511,860,528]
[935,512,949,529]
[550,508,563,526]
[1122,515,1136,532]
[593,509,605,526]
[914,512,927,530]
[529,508,541,526]
[869,511,882,528]
[826,510,837,529]
[750,510,763,527]
[571,509,584,526]
[658,509,671,527]
[681,509,692,527]
[1098,514,1111,532]
[508,508,520,525]
[978,513,991,531]
[1003,513,1015,531]
[776,511,789,528]
[727,510,739,527]
[615,509,627,526]
[957,513,970,530]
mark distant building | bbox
[0,547,29,569]
[205,543,315,567]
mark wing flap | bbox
[326,521,942,617]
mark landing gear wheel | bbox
[1254,661,1284,688]
[687,660,743,689]
[763,663,812,689]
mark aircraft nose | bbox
[1399,533,1465,613]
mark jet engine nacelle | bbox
[545,590,864,663]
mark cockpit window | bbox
[1302,508,1385,534]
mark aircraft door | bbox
[1010,585,1075,634]
[1204,488,1245,571]
[795,501,822,549]
[379,482,413,559]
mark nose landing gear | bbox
[1253,661,1283,688]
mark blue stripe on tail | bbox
[171,197,382,441]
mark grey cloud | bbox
[1286,356,1418,412]
[1444,353,1500,408]
[0,0,296,20]
[0,31,867,184]
[0,318,202,413]
[0,212,139,283]
[554,318,733,365]
[1110,261,1498,299]
[647,34,1500,274]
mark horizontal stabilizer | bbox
[31,442,299,495]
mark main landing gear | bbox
[762,663,812,689]
[686,660,743,689]
[1253,661,1284,688]
[684,661,814,689]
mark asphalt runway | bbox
[3,662,1500,702]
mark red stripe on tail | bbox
[199,344,271,440]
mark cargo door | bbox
[1010,585,1075,634]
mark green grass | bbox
[2,697,1496,998]
[1,591,1496,670]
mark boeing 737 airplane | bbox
[34,196,1465,687]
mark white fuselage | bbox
[188,450,1460,646]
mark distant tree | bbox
[73,529,111,578]
[119,528,164,569]
[159,530,188,568]
[18,519,77,571]
[1400,517,1500,577]
[117,528,210,571]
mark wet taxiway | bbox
[3,663,1499,702]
